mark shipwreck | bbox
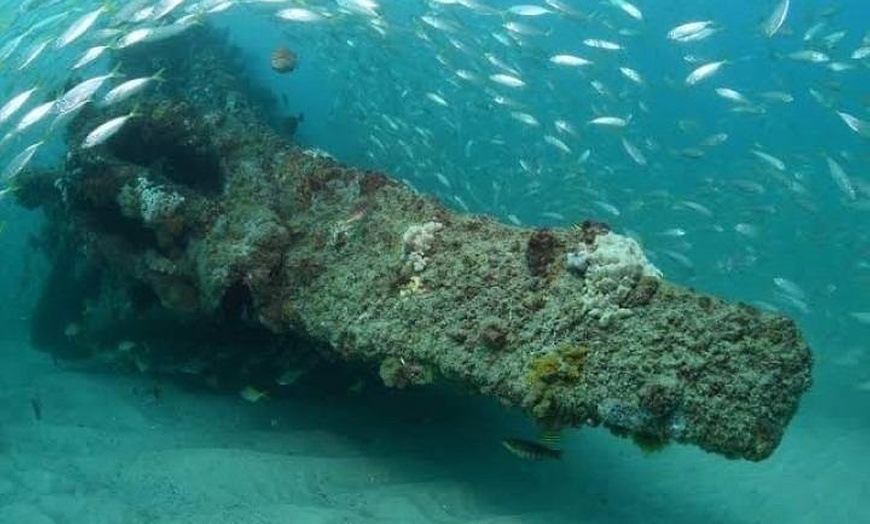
[16,27,812,461]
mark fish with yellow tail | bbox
[502,437,563,460]
[81,109,139,149]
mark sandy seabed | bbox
[0,336,866,524]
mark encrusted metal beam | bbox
[17,28,812,461]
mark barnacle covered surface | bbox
[18,28,812,461]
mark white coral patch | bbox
[574,232,661,326]
[401,221,443,272]
[118,176,185,224]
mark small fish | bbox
[594,200,621,216]
[507,4,552,16]
[116,27,154,48]
[608,0,642,21]
[150,0,186,21]
[151,383,162,402]
[454,69,478,82]
[825,155,856,200]
[239,385,269,403]
[619,66,644,85]
[276,7,325,22]
[2,141,43,181]
[827,62,854,72]
[715,87,751,104]
[55,6,104,48]
[14,100,55,134]
[81,111,138,149]
[759,91,794,103]
[583,38,622,50]
[489,73,526,88]
[543,134,571,153]
[701,132,729,147]
[31,396,42,421]
[502,438,562,460]
[537,428,562,445]
[621,137,647,165]
[276,368,304,386]
[667,21,715,42]
[787,50,829,63]
[73,45,109,70]
[685,60,726,85]
[101,70,165,107]
[553,119,576,135]
[678,147,705,159]
[0,87,38,125]
[588,116,628,127]
[510,111,539,126]
[803,21,826,42]
[425,92,449,106]
[661,228,687,237]
[734,223,760,238]
[751,149,786,171]
[773,276,806,301]
[549,54,592,67]
[336,0,381,17]
[763,0,790,38]
[835,111,870,138]
[504,21,549,37]
[420,15,458,33]
[677,200,714,217]
[18,40,49,71]
[56,70,120,115]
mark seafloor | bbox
[0,334,863,524]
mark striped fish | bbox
[502,438,563,460]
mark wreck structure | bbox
[17,28,812,461]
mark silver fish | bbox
[2,141,43,181]
[55,6,105,48]
[81,112,137,148]
[667,21,715,42]
[824,156,856,200]
[763,0,789,38]
[685,60,726,85]
[100,70,164,107]
[0,87,38,125]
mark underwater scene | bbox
[0,0,866,522]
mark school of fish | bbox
[0,0,868,359]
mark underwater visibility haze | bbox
[0,0,867,522]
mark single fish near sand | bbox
[502,438,563,460]
[239,385,269,402]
